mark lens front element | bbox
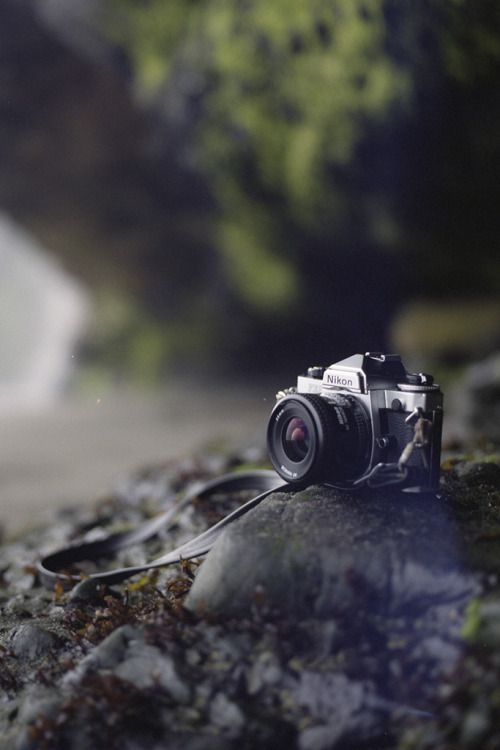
[266,395,328,484]
[283,417,310,462]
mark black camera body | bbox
[267,353,443,491]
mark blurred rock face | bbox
[0,0,214,311]
[0,0,222,378]
[0,214,88,411]
[0,0,144,280]
[390,301,500,367]
[448,352,500,446]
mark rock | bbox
[68,578,110,603]
[63,623,191,704]
[122,736,233,750]
[295,672,381,750]
[246,650,283,695]
[185,486,476,619]
[15,687,60,729]
[114,642,191,704]
[8,623,62,662]
[448,351,500,445]
[1,448,499,750]
[460,709,490,746]
[390,300,500,365]
[3,594,40,618]
[64,624,138,681]
[453,460,500,486]
[208,692,245,737]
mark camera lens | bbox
[283,417,310,462]
[267,393,371,485]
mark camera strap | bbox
[347,412,434,490]
[38,413,436,590]
[38,470,289,590]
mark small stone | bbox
[68,578,107,603]
[411,636,461,669]
[185,648,201,666]
[246,651,282,695]
[3,594,36,618]
[4,569,35,592]
[8,623,62,662]
[209,692,245,736]
[460,709,490,745]
[295,672,368,722]
[296,673,380,749]
[299,724,341,750]
[454,461,500,487]
[114,642,191,704]
[123,735,233,750]
[15,686,59,726]
[63,624,138,684]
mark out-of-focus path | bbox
[0,385,274,537]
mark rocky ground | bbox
[1,445,500,750]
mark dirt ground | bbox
[0,383,273,537]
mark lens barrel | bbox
[267,393,371,485]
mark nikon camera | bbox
[267,353,443,491]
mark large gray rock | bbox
[186,485,477,618]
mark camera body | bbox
[267,353,443,491]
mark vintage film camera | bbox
[267,353,443,491]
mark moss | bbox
[462,598,482,641]
[28,673,168,750]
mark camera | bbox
[267,353,443,491]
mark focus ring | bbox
[299,394,336,445]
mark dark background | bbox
[1,0,500,384]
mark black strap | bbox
[37,470,289,590]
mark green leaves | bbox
[201,0,410,225]
[106,0,500,329]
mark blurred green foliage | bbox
[80,286,221,384]
[105,0,500,370]
[199,0,411,317]
[109,0,412,311]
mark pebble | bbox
[209,692,245,736]
[246,651,282,695]
[114,642,191,704]
[63,624,139,684]
[8,623,62,662]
